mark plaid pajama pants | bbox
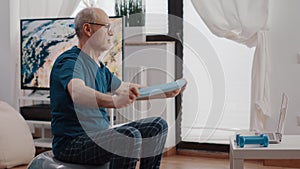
[56,117,168,169]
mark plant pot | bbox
[128,13,145,27]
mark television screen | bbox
[20,17,123,90]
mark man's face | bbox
[87,11,113,52]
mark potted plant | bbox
[115,0,145,27]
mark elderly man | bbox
[50,7,184,169]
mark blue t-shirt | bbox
[50,46,121,155]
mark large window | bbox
[182,0,254,144]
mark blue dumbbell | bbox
[236,134,262,146]
[236,134,269,148]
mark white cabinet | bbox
[124,41,176,149]
[26,120,52,148]
[18,94,52,148]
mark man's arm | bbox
[67,78,138,109]
[114,82,143,94]
[115,81,187,100]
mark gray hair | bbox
[74,7,99,38]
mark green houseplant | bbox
[115,0,145,27]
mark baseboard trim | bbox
[163,147,177,157]
[264,159,300,168]
[177,149,229,159]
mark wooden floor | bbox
[12,155,300,169]
[160,155,300,169]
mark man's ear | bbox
[82,23,92,37]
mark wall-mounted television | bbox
[20,16,124,90]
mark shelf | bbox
[26,120,51,126]
[26,120,52,148]
[34,138,52,148]
[19,95,50,101]
[19,94,52,149]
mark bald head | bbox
[74,7,108,39]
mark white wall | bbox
[266,0,300,134]
[0,0,11,104]
[0,0,19,108]
[125,42,176,148]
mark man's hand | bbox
[165,81,187,98]
[112,84,140,108]
[137,79,187,100]
[164,89,181,98]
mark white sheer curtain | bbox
[191,0,270,131]
[20,0,81,18]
